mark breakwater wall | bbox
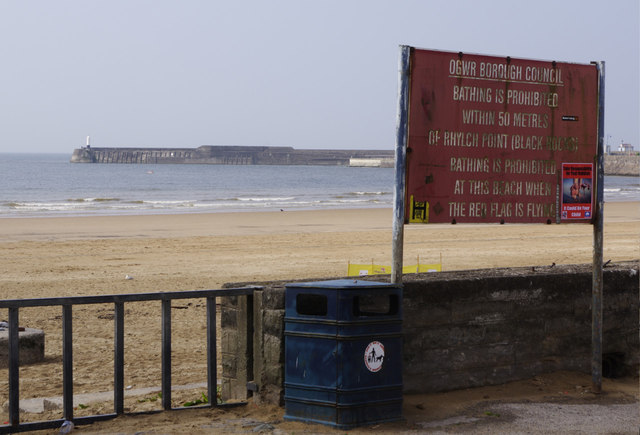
[70,145,395,167]
[71,146,637,174]
[220,261,639,403]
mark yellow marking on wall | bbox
[347,263,441,277]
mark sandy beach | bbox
[0,203,638,429]
[1,203,638,294]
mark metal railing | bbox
[0,287,258,433]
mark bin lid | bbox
[285,279,400,289]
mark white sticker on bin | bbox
[364,341,384,372]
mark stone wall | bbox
[0,328,45,368]
[221,261,638,404]
[401,263,638,393]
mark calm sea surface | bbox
[0,153,637,218]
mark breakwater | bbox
[70,146,638,174]
[70,145,395,167]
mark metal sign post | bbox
[391,46,411,284]
[591,60,605,393]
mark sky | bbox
[0,0,638,154]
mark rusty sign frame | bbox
[391,46,605,392]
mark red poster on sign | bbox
[404,48,598,224]
[561,163,593,220]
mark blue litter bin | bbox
[284,279,402,429]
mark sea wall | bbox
[71,146,638,174]
[220,261,639,403]
[70,145,395,167]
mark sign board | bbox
[404,49,598,224]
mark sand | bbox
[1,203,638,288]
[0,203,637,431]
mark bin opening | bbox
[353,294,399,316]
[296,293,328,316]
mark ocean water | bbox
[0,153,637,218]
[0,153,394,217]
[603,175,640,202]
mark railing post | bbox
[206,296,217,407]
[246,294,254,397]
[114,302,125,414]
[161,299,172,410]
[8,307,19,428]
[62,304,74,421]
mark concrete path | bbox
[417,402,638,434]
[5,382,207,414]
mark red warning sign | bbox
[404,49,599,224]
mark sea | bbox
[0,153,638,218]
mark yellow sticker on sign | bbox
[409,195,429,223]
